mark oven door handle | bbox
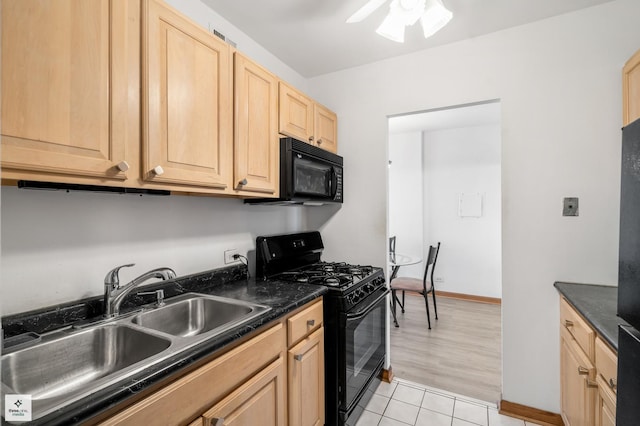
[346,289,390,320]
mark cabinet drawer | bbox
[100,323,284,426]
[595,337,617,393]
[288,299,323,347]
[560,298,595,360]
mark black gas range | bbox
[256,231,388,426]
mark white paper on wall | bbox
[458,193,482,217]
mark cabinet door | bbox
[314,104,338,154]
[623,48,640,126]
[596,376,616,426]
[560,331,596,426]
[1,0,137,181]
[279,82,314,143]
[143,0,232,189]
[201,357,286,426]
[234,53,279,195]
[288,327,325,426]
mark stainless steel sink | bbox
[1,324,171,419]
[131,293,271,337]
[1,292,270,422]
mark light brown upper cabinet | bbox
[143,0,233,190]
[279,82,338,154]
[1,0,139,183]
[313,103,338,154]
[234,53,279,195]
[623,48,640,126]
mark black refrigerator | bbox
[617,116,640,424]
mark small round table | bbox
[389,253,421,327]
[389,253,421,282]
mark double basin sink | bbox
[1,293,271,422]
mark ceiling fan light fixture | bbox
[375,8,406,43]
[420,0,453,38]
[349,0,451,43]
[398,0,426,26]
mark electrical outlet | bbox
[434,276,444,283]
[224,249,240,264]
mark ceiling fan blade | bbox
[346,0,388,23]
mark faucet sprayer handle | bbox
[104,263,135,288]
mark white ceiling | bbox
[389,101,501,134]
[201,0,615,78]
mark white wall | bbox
[424,124,502,298]
[308,0,639,412]
[0,187,305,315]
[389,132,424,279]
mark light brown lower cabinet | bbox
[97,298,324,426]
[559,298,618,426]
[560,326,597,426]
[201,357,286,426]
[595,336,617,426]
[596,375,616,426]
[288,327,325,426]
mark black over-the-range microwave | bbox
[245,137,343,205]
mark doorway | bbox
[387,100,503,403]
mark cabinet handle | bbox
[577,366,589,375]
[586,378,598,388]
[152,165,164,176]
[307,319,315,327]
[609,378,617,389]
[116,161,130,172]
[309,136,314,142]
[294,354,303,361]
[238,178,248,186]
[564,320,574,329]
[210,418,225,426]
[317,138,322,145]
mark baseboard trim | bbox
[381,366,394,383]
[435,290,501,305]
[499,400,564,426]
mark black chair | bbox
[389,236,396,256]
[390,242,440,329]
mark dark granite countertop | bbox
[1,265,327,426]
[554,281,628,351]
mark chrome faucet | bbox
[103,264,176,318]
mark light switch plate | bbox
[563,197,579,216]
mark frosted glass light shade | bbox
[376,4,406,42]
[420,0,452,38]
[398,0,426,26]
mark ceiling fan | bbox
[346,0,453,43]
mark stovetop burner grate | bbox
[273,261,378,288]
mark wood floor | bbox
[389,293,502,403]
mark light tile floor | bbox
[357,378,542,426]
